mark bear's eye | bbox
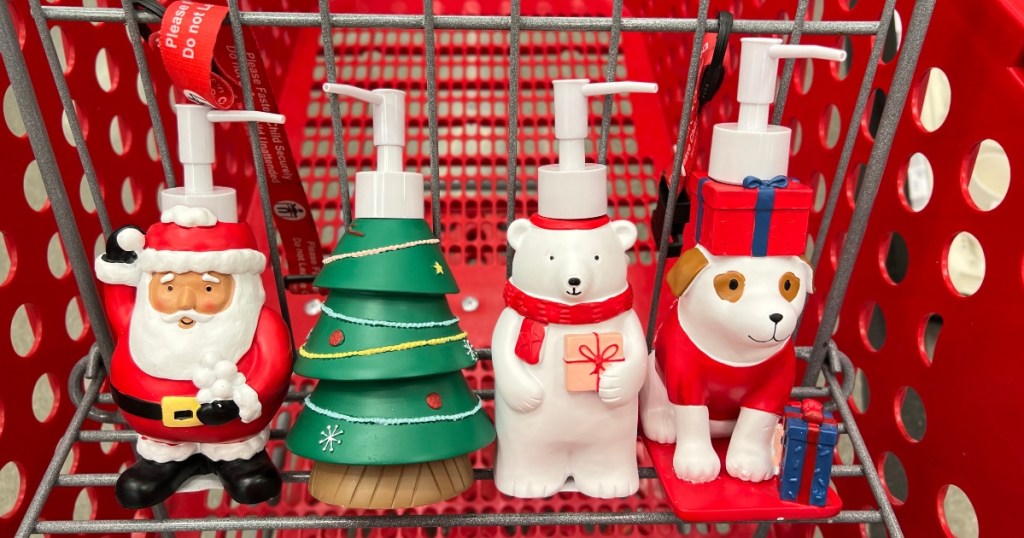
[728,279,739,290]
[549,255,555,261]
[594,255,600,261]
[779,272,801,302]
[205,285,213,292]
[166,285,173,292]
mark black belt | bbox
[110,386,199,423]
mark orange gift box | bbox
[563,332,625,392]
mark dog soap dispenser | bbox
[639,38,847,522]
[493,79,656,499]
[286,83,495,509]
[92,104,294,509]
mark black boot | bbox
[209,450,282,504]
[115,454,209,509]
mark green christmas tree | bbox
[287,218,495,509]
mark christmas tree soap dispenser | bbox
[92,104,293,509]
[286,83,495,509]
[493,79,656,498]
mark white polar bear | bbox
[493,216,647,498]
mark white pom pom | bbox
[232,373,247,386]
[196,388,214,404]
[116,228,145,252]
[214,361,238,379]
[192,369,216,389]
[161,205,217,227]
[211,379,233,399]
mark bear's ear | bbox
[610,220,637,250]
[506,218,532,251]
[798,254,815,294]
[666,245,710,297]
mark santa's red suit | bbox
[654,303,794,421]
[95,205,292,464]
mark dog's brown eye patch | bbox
[713,271,745,303]
[779,272,801,302]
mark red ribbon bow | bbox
[801,399,825,424]
[577,333,621,375]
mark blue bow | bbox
[742,175,789,190]
[744,175,789,256]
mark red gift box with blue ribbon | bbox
[779,400,840,506]
[683,172,813,257]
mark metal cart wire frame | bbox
[0,0,937,535]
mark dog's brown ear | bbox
[799,254,815,293]
[666,247,709,297]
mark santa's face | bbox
[148,271,235,329]
[129,271,264,380]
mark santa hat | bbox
[95,206,266,286]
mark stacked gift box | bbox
[681,171,813,257]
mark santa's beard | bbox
[128,272,265,380]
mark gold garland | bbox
[299,332,469,360]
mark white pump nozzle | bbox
[164,104,286,222]
[708,38,846,185]
[323,83,405,173]
[536,79,657,221]
[322,83,421,219]
[736,38,847,131]
[553,79,658,171]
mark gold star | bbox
[433,261,444,275]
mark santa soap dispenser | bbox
[493,79,656,499]
[93,104,294,510]
[286,84,494,509]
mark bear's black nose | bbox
[769,313,784,324]
[568,277,581,286]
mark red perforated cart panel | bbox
[2,0,1017,536]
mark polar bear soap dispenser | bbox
[92,104,293,510]
[493,79,656,499]
[286,83,495,509]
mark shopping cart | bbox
[1,0,1016,536]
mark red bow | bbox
[577,333,621,375]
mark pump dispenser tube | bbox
[162,104,285,223]
[709,38,846,185]
[541,79,657,220]
[322,83,422,219]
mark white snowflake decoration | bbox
[463,339,478,362]
[319,424,344,453]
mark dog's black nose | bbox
[769,313,784,324]
[568,277,581,286]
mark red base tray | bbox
[642,435,842,522]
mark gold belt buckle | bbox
[161,396,202,428]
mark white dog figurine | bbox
[640,244,812,483]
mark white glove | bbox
[193,354,262,423]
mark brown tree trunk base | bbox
[308,455,474,508]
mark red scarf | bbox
[503,282,634,364]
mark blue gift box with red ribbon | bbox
[683,172,813,257]
[779,400,840,506]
